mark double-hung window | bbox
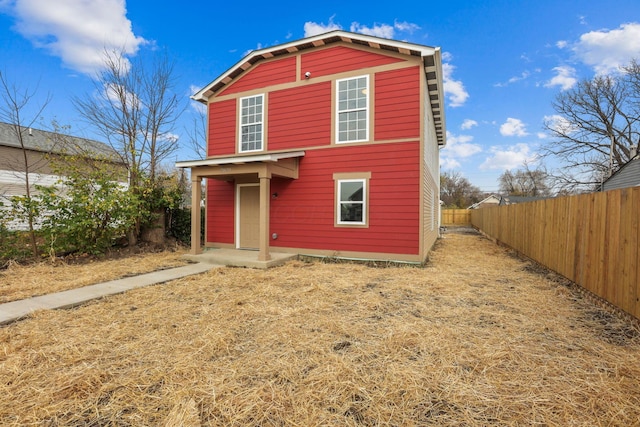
[334,172,371,227]
[336,75,369,143]
[239,94,264,152]
[338,179,366,224]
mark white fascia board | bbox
[176,151,305,168]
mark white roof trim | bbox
[192,30,438,102]
[176,151,305,168]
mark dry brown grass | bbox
[0,249,188,303]
[1,232,639,426]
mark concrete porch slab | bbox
[184,248,298,269]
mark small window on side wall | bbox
[334,172,371,227]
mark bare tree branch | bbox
[498,163,552,197]
[440,171,484,208]
[185,106,207,160]
[0,71,52,256]
[542,68,640,192]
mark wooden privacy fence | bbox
[441,209,471,225]
[471,187,640,320]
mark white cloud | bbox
[5,0,147,75]
[440,131,482,169]
[305,18,421,40]
[350,22,395,39]
[160,132,179,143]
[556,40,568,49]
[508,71,531,84]
[573,23,640,75]
[189,84,201,96]
[500,118,529,137]
[188,85,207,113]
[304,16,342,37]
[103,82,139,111]
[544,114,576,135]
[394,20,421,33]
[536,132,547,139]
[545,65,577,90]
[442,61,469,107]
[480,143,535,170]
[495,70,534,87]
[440,157,461,169]
[461,119,478,130]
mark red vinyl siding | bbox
[221,56,297,95]
[206,179,235,244]
[208,99,237,156]
[301,46,405,79]
[375,66,421,141]
[268,81,332,150]
[269,141,421,255]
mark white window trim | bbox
[335,75,369,144]
[238,94,264,153]
[336,178,367,226]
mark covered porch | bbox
[176,151,305,263]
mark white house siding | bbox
[602,158,640,191]
[0,170,62,230]
[422,87,441,258]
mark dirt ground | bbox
[1,231,639,426]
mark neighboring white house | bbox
[0,122,124,230]
[601,147,640,191]
[468,194,501,209]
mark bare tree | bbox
[440,171,484,208]
[141,54,183,184]
[542,66,640,192]
[185,106,207,160]
[498,163,552,197]
[73,50,184,244]
[73,49,184,189]
[0,71,51,256]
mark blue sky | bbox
[1,0,640,192]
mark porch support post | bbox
[190,173,203,255]
[258,173,271,261]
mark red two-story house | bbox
[177,30,446,264]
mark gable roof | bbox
[192,30,446,146]
[468,194,501,209]
[601,153,640,191]
[0,122,119,159]
[499,195,551,205]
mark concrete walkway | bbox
[0,262,216,326]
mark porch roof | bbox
[175,150,305,169]
[177,150,305,181]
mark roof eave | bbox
[191,30,439,103]
[176,150,306,168]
